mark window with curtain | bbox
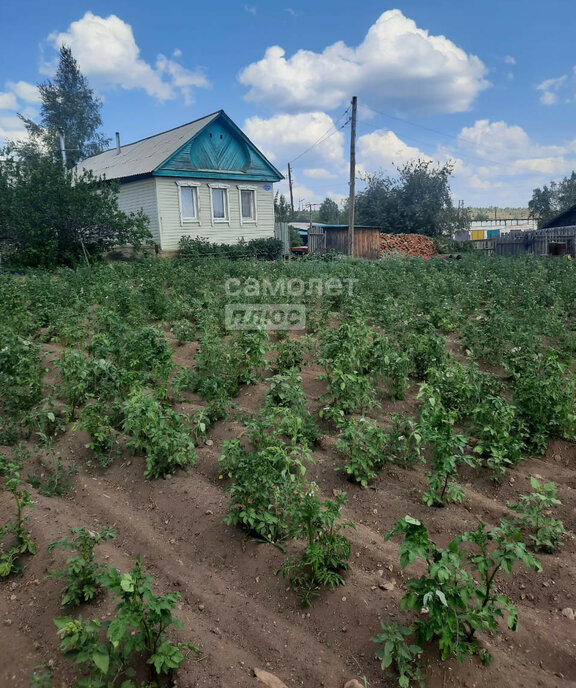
[179,186,197,220]
[211,187,228,220]
[240,189,255,220]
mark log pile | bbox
[380,233,437,259]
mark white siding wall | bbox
[117,178,160,243]
[155,176,275,251]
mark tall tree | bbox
[529,172,576,227]
[18,45,109,167]
[318,197,339,224]
[274,192,291,222]
[355,159,462,237]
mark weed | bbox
[27,449,78,497]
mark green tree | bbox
[318,197,339,224]
[529,172,576,228]
[356,160,462,237]
[274,192,291,222]
[17,45,109,168]
[0,153,150,267]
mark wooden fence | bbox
[308,227,326,254]
[471,225,576,258]
[274,222,291,256]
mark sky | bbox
[2,0,576,210]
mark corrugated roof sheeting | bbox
[76,112,220,180]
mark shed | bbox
[319,225,381,259]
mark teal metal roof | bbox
[77,110,283,183]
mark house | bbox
[541,204,576,229]
[77,110,284,252]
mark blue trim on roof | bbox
[153,111,283,182]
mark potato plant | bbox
[55,556,198,687]
[0,459,35,577]
[48,526,117,607]
[384,516,541,668]
[504,477,566,552]
[281,491,353,607]
[335,417,390,486]
[122,389,196,479]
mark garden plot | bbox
[1,255,575,688]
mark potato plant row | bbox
[1,253,574,687]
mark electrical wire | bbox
[365,107,542,173]
[286,106,351,168]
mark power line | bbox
[365,107,540,173]
[287,106,351,167]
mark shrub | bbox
[178,235,282,260]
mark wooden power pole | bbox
[287,163,295,216]
[347,96,357,257]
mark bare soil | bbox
[1,340,575,688]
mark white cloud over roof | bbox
[243,112,346,170]
[45,12,210,104]
[239,9,489,115]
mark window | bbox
[209,185,229,222]
[177,182,199,223]
[238,186,257,224]
[240,189,255,221]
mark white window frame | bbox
[208,184,230,224]
[176,181,200,225]
[238,185,257,224]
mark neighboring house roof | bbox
[77,110,283,184]
[541,205,576,228]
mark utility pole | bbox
[287,163,295,216]
[347,96,357,257]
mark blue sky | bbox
[2,0,576,209]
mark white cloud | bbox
[536,74,567,105]
[276,178,324,207]
[504,55,516,65]
[303,168,337,179]
[457,120,565,173]
[155,55,210,105]
[243,112,346,169]
[0,114,28,141]
[239,9,489,114]
[358,129,432,174]
[244,5,257,15]
[6,81,40,104]
[45,11,210,103]
[540,91,558,105]
[0,92,19,110]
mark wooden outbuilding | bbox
[310,224,381,259]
